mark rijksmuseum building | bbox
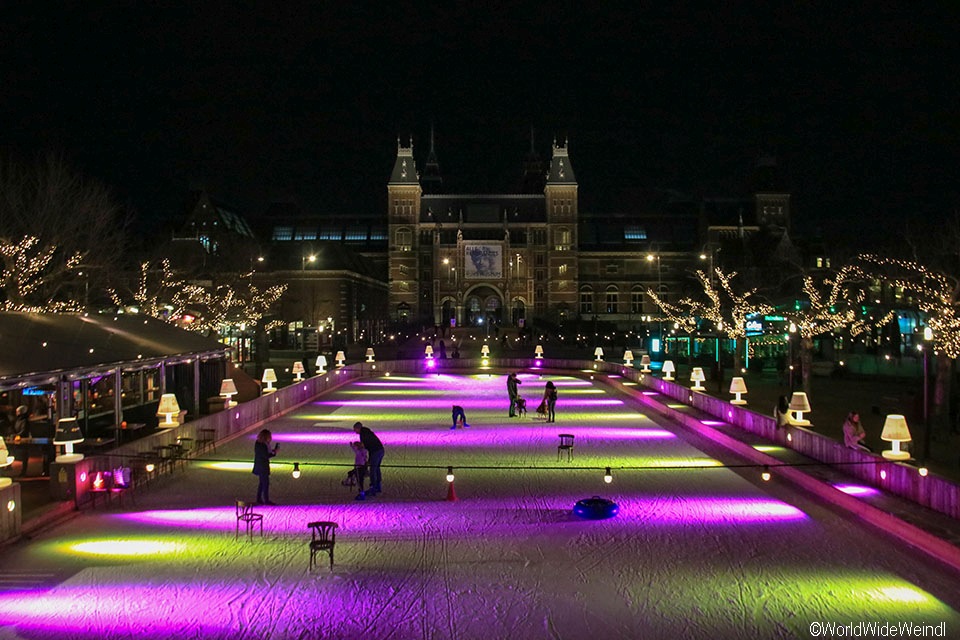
[384,134,797,334]
[177,132,805,351]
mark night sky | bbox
[2,3,958,250]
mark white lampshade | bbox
[881,414,912,460]
[535,344,544,358]
[156,394,181,428]
[728,376,748,405]
[261,368,277,392]
[788,392,812,425]
[425,345,434,357]
[316,355,327,372]
[365,347,375,362]
[0,439,12,487]
[335,350,346,366]
[690,367,705,390]
[220,379,238,406]
[292,361,305,374]
[639,354,651,372]
[662,360,676,380]
[622,349,634,366]
[481,344,490,357]
[594,346,604,361]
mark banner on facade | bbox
[464,243,503,279]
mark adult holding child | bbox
[354,422,384,496]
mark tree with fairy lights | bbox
[0,154,128,311]
[850,254,960,438]
[649,268,773,374]
[783,266,894,396]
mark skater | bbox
[252,429,279,505]
[353,422,384,496]
[507,372,522,417]
[543,381,557,422]
[451,405,469,429]
[347,440,369,499]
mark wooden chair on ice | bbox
[557,434,575,462]
[235,500,263,540]
[308,521,338,571]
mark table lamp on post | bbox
[365,348,375,363]
[881,414,912,460]
[53,417,85,462]
[316,354,327,374]
[0,440,14,488]
[728,377,748,405]
[292,361,305,381]
[788,392,812,426]
[661,360,676,380]
[535,344,544,360]
[156,394,181,428]
[622,350,634,367]
[261,369,277,393]
[690,367,706,390]
[219,379,238,408]
[639,354,651,372]
[594,347,604,362]
[335,351,346,367]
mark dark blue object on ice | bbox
[573,496,619,520]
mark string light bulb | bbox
[761,466,771,482]
[292,462,301,479]
[446,466,455,483]
[603,467,613,484]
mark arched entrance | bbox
[464,285,503,328]
[511,298,526,326]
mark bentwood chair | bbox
[308,521,338,570]
[236,500,264,540]
[557,434,575,462]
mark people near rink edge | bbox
[774,395,790,429]
[842,411,871,452]
[354,421,384,497]
[252,429,279,505]
[543,381,558,423]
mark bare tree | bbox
[0,153,129,310]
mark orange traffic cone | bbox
[446,480,458,501]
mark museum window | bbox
[579,288,593,314]
[396,228,412,252]
[605,287,619,313]
[631,289,644,313]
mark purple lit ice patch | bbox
[833,484,881,497]
[627,496,808,524]
[701,420,726,426]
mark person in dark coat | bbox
[252,429,279,505]
[354,421,384,495]
[12,406,30,476]
[507,372,522,417]
[543,381,558,423]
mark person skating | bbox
[353,421,384,496]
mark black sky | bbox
[2,3,959,250]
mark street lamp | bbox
[646,253,662,350]
[302,254,317,270]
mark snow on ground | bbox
[1,372,959,639]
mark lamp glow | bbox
[53,417,85,461]
[662,360,676,380]
[0,440,13,488]
[761,466,771,482]
[425,345,434,358]
[365,348,375,362]
[446,466,455,483]
[594,346,604,361]
[638,354,651,372]
[219,379,238,407]
[292,462,301,479]
[292,361,305,381]
[788,392,812,426]
[603,467,613,484]
[156,394,181,428]
[880,414,912,460]
[481,344,490,357]
[690,367,706,391]
[335,351,346,367]
[316,355,327,373]
[261,369,277,392]
[728,377,748,405]
[535,344,544,359]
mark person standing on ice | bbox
[543,381,558,422]
[252,429,279,505]
[507,372,522,417]
[354,421,384,496]
[451,405,469,429]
